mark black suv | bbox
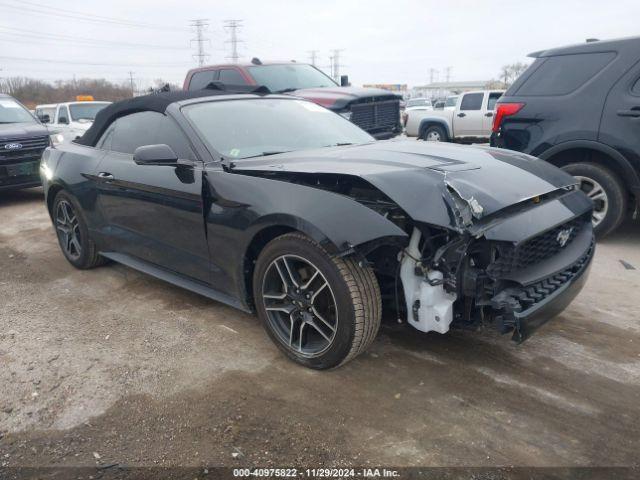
[0,93,50,191]
[491,36,640,237]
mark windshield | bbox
[445,96,458,107]
[183,98,373,159]
[69,102,109,121]
[407,99,429,107]
[247,64,337,92]
[0,97,36,124]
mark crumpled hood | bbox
[231,139,579,230]
[291,86,400,110]
[0,122,49,139]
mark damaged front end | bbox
[397,189,595,342]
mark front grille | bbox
[494,239,594,313]
[487,215,589,278]
[350,100,399,133]
[0,136,48,164]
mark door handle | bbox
[617,109,640,118]
[457,113,466,118]
[97,172,114,180]
[485,112,494,117]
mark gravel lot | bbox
[1,188,639,469]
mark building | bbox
[410,80,491,100]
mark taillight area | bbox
[492,102,525,133]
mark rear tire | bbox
[562,162,627,238]
[253,233,381,369]
[52,191,105,269]
[421,124,447,142]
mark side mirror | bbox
[340,75,350,87]
[39,114,50,124]
[133,144,178,165]
[58,116,69,125]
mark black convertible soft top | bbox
[76,84,270,147]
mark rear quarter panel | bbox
[43,143,105,227]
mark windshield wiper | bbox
[242,151,291,159]
[275,88,298,93]
[323,142,355,147]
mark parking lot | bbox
[0,187,639,468]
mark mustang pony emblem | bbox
[4,143,23,150]
[557,228,574,247]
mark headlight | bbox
[339,111,352,121]
[50,133,65,146]
[40,162,53,181]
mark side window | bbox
[57,106,69,122]
[515,52,616,96]
[96,123,116,150]
[43,108,55,120]
[460,93,483,111]
[218,69,247,85]
[631,76,640,96]
[109,111,195,159]
[487,92,502,111]
[154,116,196,160]
[188,70,217,90]
[111,112,159,154]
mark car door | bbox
[482,91,503,134]
[454,92,485,137]
[599,60,640,166]
[94,111,210,283]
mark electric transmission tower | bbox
[329,49,345,82]
[308,50,319,66]
[445,66,453,83]
[429,68,438,84]
[224,19,244,63]
[190,19,211,67]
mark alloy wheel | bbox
[426,130,441,141]
[575,175,609,227]
[262,254,338,357]
[55,200,82,261]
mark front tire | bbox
[52,191,105,269]
[421,124,447,142]
[562,162,627,238]
[253,233,381,369]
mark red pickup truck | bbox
[183,60,401,139]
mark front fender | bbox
[206,170,408,252]
[203,169,409,301]
[538,140,640,191]
[418,117,452,139]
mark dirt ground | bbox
[1,188,639,470]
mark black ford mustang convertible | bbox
[41,86,595,369]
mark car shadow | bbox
[599,217,640,245]
[0,187,44,207]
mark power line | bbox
[0,25,190,50]
[0,0,189,32]
[224,20,243,64]
[0,55,191,68]
[190,19,211,67]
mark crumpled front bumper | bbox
[491,239,595,342]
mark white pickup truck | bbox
[35,98,110,144]
[405,90,504,143]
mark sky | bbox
[0,0,639,91]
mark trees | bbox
[0,77,132,107]
[498,62,529,88]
